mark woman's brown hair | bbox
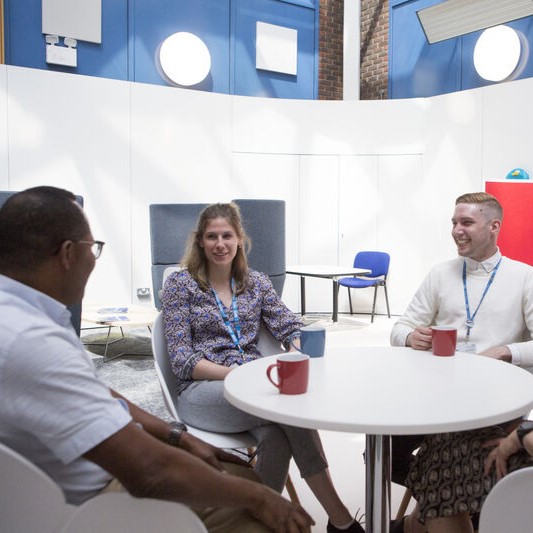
[181,202,251,294]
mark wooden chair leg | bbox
[284,474,301,506]
[395,488,412,521]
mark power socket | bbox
[46,44,77,67]
[137,288,151,298]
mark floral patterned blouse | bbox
[161,269,303,394]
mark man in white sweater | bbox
[389,191,533,532]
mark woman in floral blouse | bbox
[162,202,363,533]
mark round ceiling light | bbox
[158,32,211,87]
[473,25,522,82]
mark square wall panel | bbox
[256,21,297,75]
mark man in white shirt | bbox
[0,186,313,533]
[389,192,533,533]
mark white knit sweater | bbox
[390,251,533,367]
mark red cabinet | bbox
[486,181,533,266]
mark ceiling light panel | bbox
[417,0,533,44]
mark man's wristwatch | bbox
[517,420,533,447]
[167,421,187,446]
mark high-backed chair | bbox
[150,200,287,309]
[338,251,391,322]
[149,203,208,309]
[151,312,300,504]
[0,441,72,533]
[478,466,533,532]
[59,492,207,533]
[232,199,286,296]
[0,190,83,335]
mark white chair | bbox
[0,441,72,533]
[478,466,533,532]
[152,311,257,448]
[59,492,207,532]
[151,311,300,503]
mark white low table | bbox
[286,265,372,322]
[224,346,533,532]
[82,305,158,361]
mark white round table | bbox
[224,346,533,532]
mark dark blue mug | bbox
[292,325,326,358]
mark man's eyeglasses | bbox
[77,240,105,259]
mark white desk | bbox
[224,346,533,533]
[286,265,372,322]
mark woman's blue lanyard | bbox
[211,278,243,353]
[462,257,502,342]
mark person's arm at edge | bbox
[483,429,533,480]
[84,422,314,531]
[109,388,242,470]
[481,270,533,365]
[390,271,437,350]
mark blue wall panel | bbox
[3,0,317,99]
[5,0,129,81]
[232,0,317,99]
[132,0,230,92]
[390,0,533,99]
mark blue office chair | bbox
[338,251,390,322]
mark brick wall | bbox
[318,0,344,100]
[319,0,389,100]
[360,0,389,100]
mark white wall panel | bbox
[293,155,339,314]
[130,84,233,302]
[376,155,425,314]
[2,66,531,316]
[232,96,426,155]
[6,67,131,305]
[0,66,8,190]
[482,78,533,181]
[423,89,484,266]
[231,152,301,310]
[337,156,379,314]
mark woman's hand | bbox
[483,431,521,480]
[191,358,234,380]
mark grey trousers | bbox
[178,380,328,493]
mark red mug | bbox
[431,326,457,356]
[266,353,309,395]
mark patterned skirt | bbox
[405,424,533,524]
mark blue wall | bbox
[389,0,533,99]
[3,0,318,99]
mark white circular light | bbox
[474,25,521,82]
[158,32,211,87]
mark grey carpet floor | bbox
[82,329,170,421]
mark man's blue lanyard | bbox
[211,278,243,353]
[462,257,502,342]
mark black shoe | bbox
[390,516,406,533]
[326,519,365,533]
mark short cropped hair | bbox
[182,202,251,294]
[0,186,88,273]
[455,192,503,221]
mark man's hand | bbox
[406,327,432,351]
[178,432,249,471]
[479,345,512,362]
[250,486,314,533]
[483,431,521,480]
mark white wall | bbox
[1,65,531,316]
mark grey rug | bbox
[82,330,169,421]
